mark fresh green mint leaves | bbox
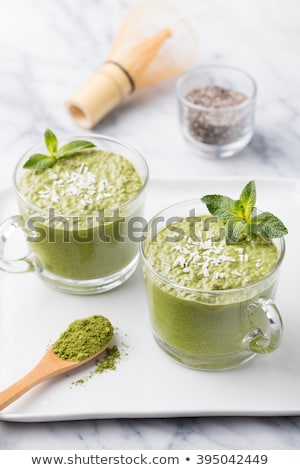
[23,129,96,170]
[201,180,288,244]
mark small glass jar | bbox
[177,65,257,158]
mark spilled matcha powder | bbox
[95,345,120,373]
[53,315,113,362]
[71,345,121,386]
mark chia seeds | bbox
[185,86,249,145]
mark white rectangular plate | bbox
[0,178,299,422]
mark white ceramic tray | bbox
[0,178,299,422]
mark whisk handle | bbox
[66,62,132,129]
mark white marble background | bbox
[0,0,300,450]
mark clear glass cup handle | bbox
[0,216,34,273]
[244,298,283,354]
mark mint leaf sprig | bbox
[201,180,288,244]
[23,129,96,170]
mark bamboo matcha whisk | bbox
[66,0,199,129]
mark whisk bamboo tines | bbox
[66,0,199,129]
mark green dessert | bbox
[17,130,144,284]
[19,149,142,215]
[142,181,287,369]
[146,216,278,291]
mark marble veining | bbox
[0,0,300,450]
[1,417,300,450]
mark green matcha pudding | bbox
[141,182,287,370]
[13,131,148,294]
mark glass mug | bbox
[0,135,149,294]
[140,199,285,370]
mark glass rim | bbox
[140,198,285,296]
[13,133,149,217]
[176,64,257,111]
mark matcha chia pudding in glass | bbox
[0,130,148,294]
[141,181,287,370]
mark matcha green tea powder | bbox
[53,315,114,362]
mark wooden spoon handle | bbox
[0,344,109,412]
[0,366,47,411]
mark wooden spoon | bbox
[0,343,110,412]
